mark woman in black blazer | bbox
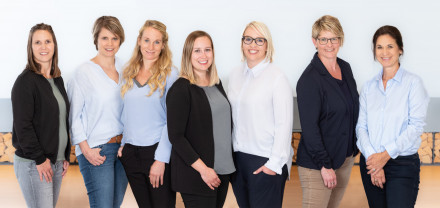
[166,31,235,208]
[296,15,359,208]
[11,23,70,208]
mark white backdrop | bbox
[1,0,438,98]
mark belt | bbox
[107,134,122,144]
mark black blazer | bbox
[11,69,71,165]
[296,53,359,170]
[166,78,230,196]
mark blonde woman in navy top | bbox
[356,25,429,208]
[118,20,177,208]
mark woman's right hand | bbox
[83,148,106,166]
[36,158,53,183]
[79,140,106,166]
[191,159,221,190]
[321,167,337,189]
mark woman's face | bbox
[138,27,164,62]
[191,36,213,75]
[375,34,402,70]
[313,30,340,61]
[96,28,120,58]
[32,30,54,66]
[242,27,267,66]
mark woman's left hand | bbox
[149,160,165,188]
[366,151,391,175]
[253,165,276,175]
[62,160,69,178]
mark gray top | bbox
[202,86,235,174]
[47,78,68,161]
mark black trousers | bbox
[360,153,420,208]
[120,143,176,208]
[231,152,288,208]
[180,174,231,208]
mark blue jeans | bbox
[77,143,128,208]
[14,154,63,208]
[360,153,420,208]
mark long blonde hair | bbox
[121,20,172,97]
[180,30,219,86]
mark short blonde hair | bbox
[180,31,219,86]
[121,20,172,98]
[92,16,125,50]
[312,15,344,46]
[241,21,274,63]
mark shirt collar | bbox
[243,59,270,77]
[375,66,404,83]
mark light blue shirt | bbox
[121,68,178,163]
[67,58,124,156]
[356,68,429,159]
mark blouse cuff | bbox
[384,141,399,159]
[265,158,283,175]
[35,155,46,165]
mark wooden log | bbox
[2,133,15,163]
[434,133,440,163]
[419,133,433,164]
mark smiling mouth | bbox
[40,52,48,55]
[249,50,258,54]
[105,48,114,52]
[198,60,208,64]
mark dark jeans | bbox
[180,174,231,208]
[120,143,176,208]
[77,143,128,208]
[231,151,288,208]
[360,153,420,208]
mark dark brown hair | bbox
[26,23,61,77]
[92,16,125,50]
[372,25,403,60]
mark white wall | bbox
[1,0,438,98]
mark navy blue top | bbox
[335,72,355,157]
[296,52,359,170]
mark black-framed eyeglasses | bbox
[316,37,340,45]
[242,36,267,46]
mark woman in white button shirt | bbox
[228,21,293,208]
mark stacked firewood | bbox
[0,133,15,163]
[292,133,301,163]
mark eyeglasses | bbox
[316,37,340,45]
[242,36,267,46]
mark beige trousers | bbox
[298,156,355,208]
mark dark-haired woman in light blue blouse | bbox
[356,25,429,208]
